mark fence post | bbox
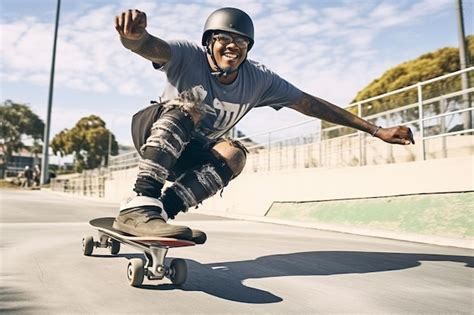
[417,83,426,160]
[440,97,448,158]
[357,102,364,166]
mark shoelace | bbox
[122,206,164,222]
[141,206,164,222]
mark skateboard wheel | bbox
[127,259,144,287]
[82,235,94,256]
[109,238,120,255]
[169,259,187,286]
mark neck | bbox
[207,54,238,84]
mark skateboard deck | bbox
[83,217,200,287]
[89,217,195,247]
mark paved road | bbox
[1,189,473,314]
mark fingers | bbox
[394,126,415,145]
[398,126,414,145]
[381,126,415,145]
[393,137,410,145]
[114,11,128,36]
[124,10,132,35]
[114,9,146,37]
[134,10,147,29]
[114,14,123,35]
[408,128,415,145]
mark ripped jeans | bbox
[130,99,246,219]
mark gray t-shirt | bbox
[154,40,302,140]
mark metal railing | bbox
[236,67,473,171]
[108,151,140,172]
[98,67,474,174]
[50,168,110,197]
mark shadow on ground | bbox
[94,251,474,304]
[0,285,42,314]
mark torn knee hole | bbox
[211,148,246,177]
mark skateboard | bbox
[82,217,197,287]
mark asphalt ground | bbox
[1,189,473,314]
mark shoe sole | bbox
[112,220,192,240]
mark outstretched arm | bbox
[289,92,415,145]
[115,9,171,66]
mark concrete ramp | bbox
[265,192,474,248]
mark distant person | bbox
[23,166,33,188]
[113,8,415,241]
[33,165,41,186]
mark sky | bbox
[1,0,473,148]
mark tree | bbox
[51,115,119,172]
[352,35,474,112]
[0,100,45,166]
[322,35,474,138]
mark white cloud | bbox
[2,0,447,98]
[118,80,146,96]
[2,20,53,73]
[323,6,359,22]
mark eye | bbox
[216,34,232,44]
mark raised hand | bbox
[115,9,147,40]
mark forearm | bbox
[120,31,171,65]
[290,93,379,135]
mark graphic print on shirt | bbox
[213,99,251,129]
[197,98,251,139]
[174,86,249,139]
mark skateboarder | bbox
[114,7,414,240]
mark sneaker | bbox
[113,196,192,240]
[191,229,207,244]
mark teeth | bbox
[224,53,238,59]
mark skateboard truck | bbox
[145,246,169,280]
[90,231,121,255]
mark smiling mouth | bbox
[222,52,239,60]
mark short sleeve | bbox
[254,64,303,110]
[151,40,195,74]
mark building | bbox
[0,148,40,179]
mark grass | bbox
[0,179,21,189]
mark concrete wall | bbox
[104,156,473,214]
[104,167,138,202]
[197,156,473,217]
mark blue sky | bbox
[1,0,472,146]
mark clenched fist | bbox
[115,9,147,40]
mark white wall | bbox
[104,156,474,216]
[104,167,138,202]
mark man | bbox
[114,8,414,242]
[33,165,41,187]
[23,166,34,188]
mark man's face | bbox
[210,32,250,71]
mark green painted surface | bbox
[266,192,474,238]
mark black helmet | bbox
[202,7,254,50]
